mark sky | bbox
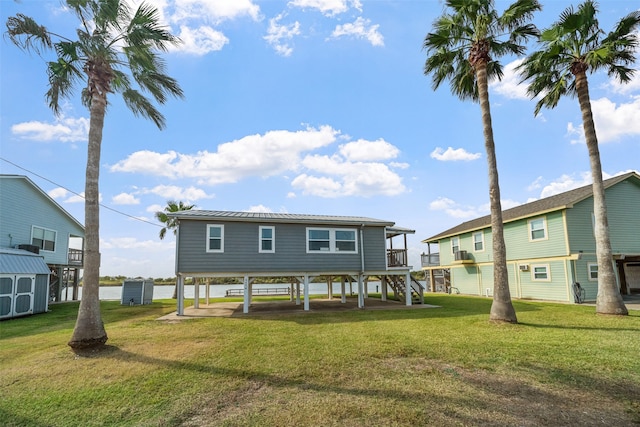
[1,0,639,279]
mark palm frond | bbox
[122,88,165,129]
[5,14,53,53]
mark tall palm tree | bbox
[6,0,184,349]
[155,200,195,240]
[518,1,639,316]
[423,0,540,323]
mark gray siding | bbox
[176,220,387,274]
[0,177,84,266]
[33,274,49,314]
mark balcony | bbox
[421,253,440,267]
[387,249,408,267]
[68,249,84,266]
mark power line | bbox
[1,157,163,228]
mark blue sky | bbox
[1,0,639,278]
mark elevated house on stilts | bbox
[167,210,422,314]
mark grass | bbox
[1,295,639,426]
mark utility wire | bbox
[1,157,163,228]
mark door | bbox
[625,263,640,294]
[0,275,35,318]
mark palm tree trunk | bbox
[477,63,517,323]
[575,71,627,315]
[68,93,109,349]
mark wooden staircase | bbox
[385,275,424,304]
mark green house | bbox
[422,172,640,303]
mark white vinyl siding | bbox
[31,226,56,252]
[528,217,547,241]
[206,224,224,253]
[259,226,275,253]
[306,228,357,253]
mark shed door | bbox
[0,275,35,318]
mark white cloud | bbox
[48,187,69,199]
[429,196,521,220]
[293,154,405,197]
[286,192,297,198]
[538,172,593,198]
[246,204,272,213]
[264,13,301,57]
[173,25,229,55]
[110,125,339,185]
[429,197,456,211]
[146,204,164,213]
[112,193,140,205]
[329,17,383,47]
[11,114,89,143]
[289,0,362,16]
[430,147,481,161]
[169,0,260,24]
[490,58,529,100]
[144,185,212,201]
[605,71,640,95]
[567,96,640,144]
[111,125,407,198]
[338,138,399,161]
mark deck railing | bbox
[421,253,440,267]
[68,249,84,266]
[387,249,408,267]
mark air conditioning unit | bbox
[454,250,467,261]
[519,264,530,272]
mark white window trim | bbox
[206,224,224,253]
[528,217,548,242]
[472,231,484,252]
[31,225,57,252]
[451,237,460,254]
[531,264,551,282]
[259,226,275,253]
[306,227,358,254]
[587,263,598,281]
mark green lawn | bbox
[1,296,639,426]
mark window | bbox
[588,263,598,281]
[473,232,484,252]
[307,228,357,253]
[259,226,275,253]
[451,237,460,254]
[528,217,547,241]
[532,264,550,281]
[31,226,56,252]
[206,225,224,253]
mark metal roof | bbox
[0,248,51,275]
[423,171,640,243]
[167,210,396,227]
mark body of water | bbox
[59,281,423,302]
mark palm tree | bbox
[155,200,195,240]
[518,1,639,316]
[156,200,195,298]
[6,0,184,349]
[423,0,540,323]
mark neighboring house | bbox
[168,210,420,314]
[0,175,84,318]
[422,172,640,303]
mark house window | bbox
[532,264,550,281]
[206,224,224,253]
[307,228,357,253]
[451,237,460,254]
[528,217,547,241]
[259,226,275,253]
[588,263,598,281]
[473,232,484,252]
[31,226,56,252]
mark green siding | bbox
[504,210,568,260]
[517,260,569,301]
